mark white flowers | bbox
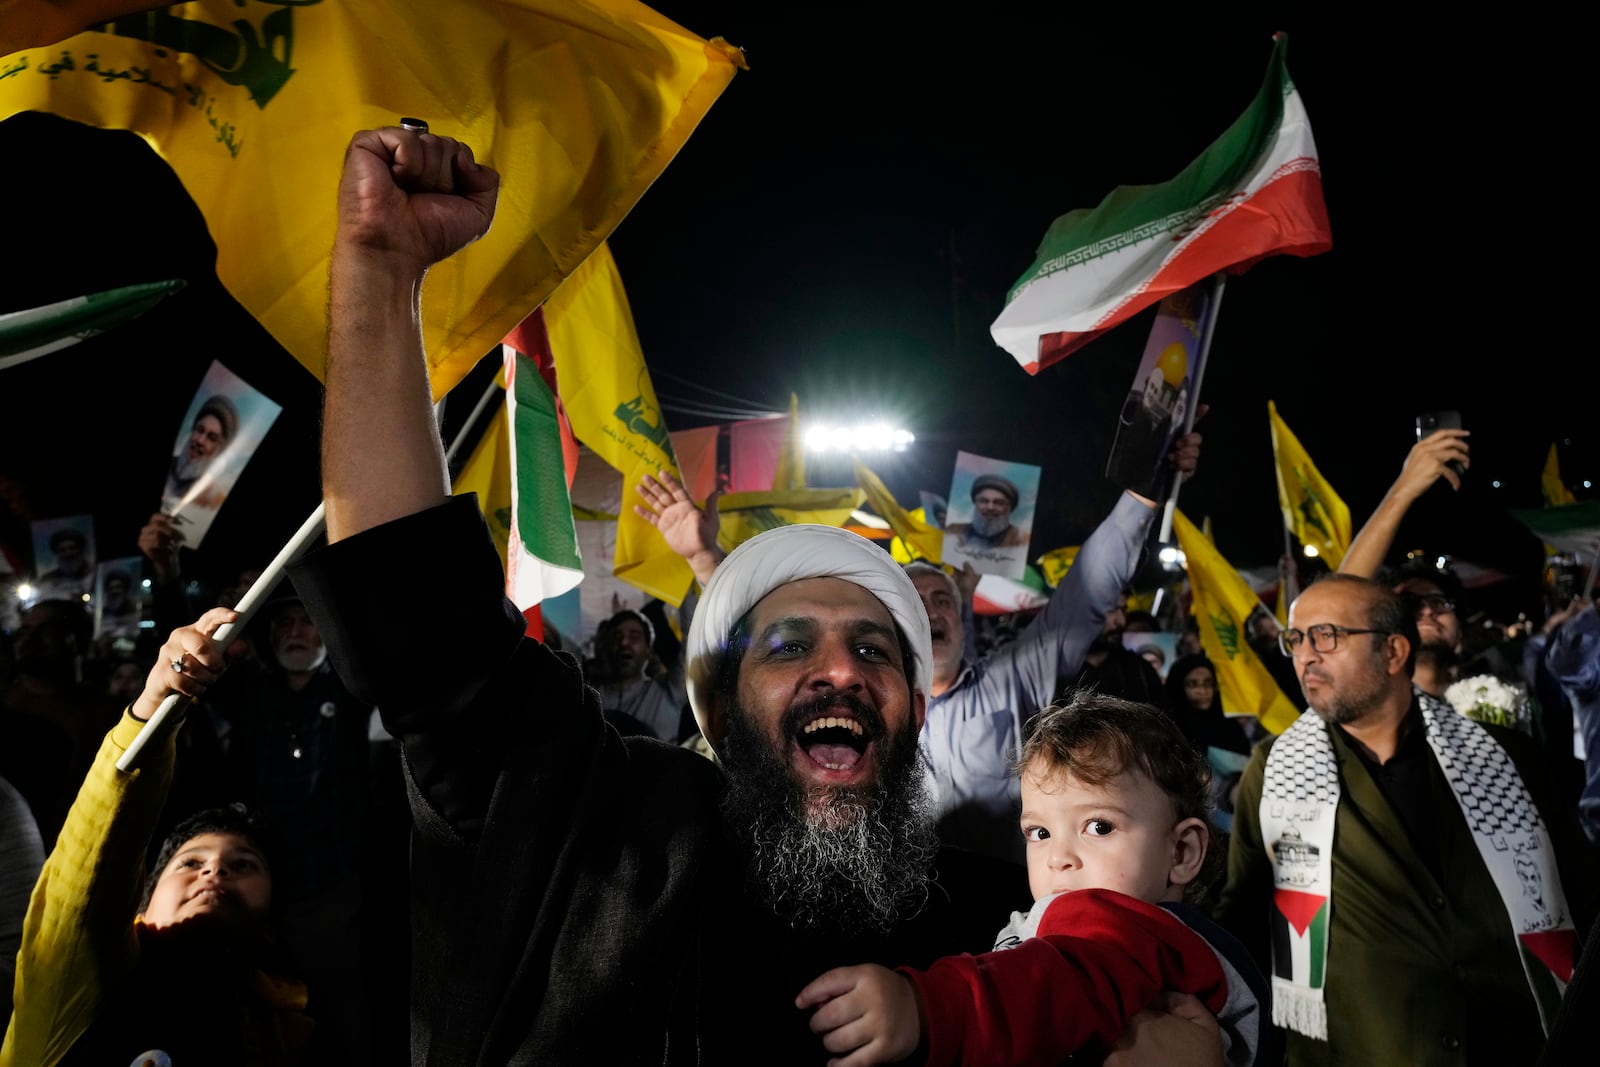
[1445,674,1532,732]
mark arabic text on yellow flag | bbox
[1174,510,1299,735]
[855,461,941,563]
[717,488,865,553]
[1268,401,1352,568]
[543,242,691,604]
[1543,444,1577,507]
[0,1,744,394]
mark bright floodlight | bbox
[1157,546,1185,566]
[1303,544,1320,558]
[804,422,916,453]
[15,583,33,601]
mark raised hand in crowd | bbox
[324,126,500,542]
[131,606,239,720]
[1341,428,1470,578]
[136,512,184,585]
[634,468,724,585]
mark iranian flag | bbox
[991,33,1331,373]
[0,280,183,371]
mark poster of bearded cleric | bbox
[159,361,282,548]
[1104,285,1213,500]
[941,453,1042,579]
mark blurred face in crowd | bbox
[13,601,81,678]
[141,832,272,932]
[108,660,145,703]
[1396,577,1460,653]
[51,534,87,572]
[187,413,227,462]
[270,603,326,674]
[1289,583,1406,726]
[610,617,652,678]
[1182,665,1216,711]
[1103,595,1129,638]
[1020,759,1199,905]
[911,570,963,692]
[715,577,935,934]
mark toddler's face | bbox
[1020,763,1184,905]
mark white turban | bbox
[685,524,932,752]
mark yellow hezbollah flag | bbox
[542,242,692,604]
[1268,401,1352,568]
[718,487,865,552]
[0,0,744,394]
[771,393,806,492]
[1543,444,1578,507]
[856,460,942,563]
[1174,510,1298,735]
[1036,545,1080,589]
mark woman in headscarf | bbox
[1162,654,1251,830]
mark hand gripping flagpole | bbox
[116,364,501,772]
[1157,273,1228,545]
[115,503,328,771]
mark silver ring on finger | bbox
[400,117,429,133]
[170,656,186,674]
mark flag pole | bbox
[1158,274,1227,543]
[117,358,498,772]
[115,502,328,771]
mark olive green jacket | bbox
[1218,715,1586,1066]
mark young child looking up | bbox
[797,694,1270,1066]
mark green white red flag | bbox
[0,279,183,371]
[991,33,1331,374]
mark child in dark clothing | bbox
[798,694,1270,1066]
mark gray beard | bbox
[274,644,327,673]
[173,451,214,485]
[968,511,1011,540]
[717,697,938,936]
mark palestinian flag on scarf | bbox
[991,33,1331,373]
[453,309,583,636]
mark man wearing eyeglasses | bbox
[1216,573,1585,1066]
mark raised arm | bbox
[1339,430,1469,578]
[324,127,499,542]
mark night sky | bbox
[1,7,1591,623]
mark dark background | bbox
[1,6,1592,625]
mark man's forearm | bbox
[323,246,450,543]
[1339,488,1413,578]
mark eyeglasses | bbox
[1278,624,1394,657]
[1407,594,1455,617]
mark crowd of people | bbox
[0,126,1596,1066]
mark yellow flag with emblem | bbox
[1543,444,1577,507]
[855,461,941,563]
[1174,510,1298,735]
[1036,545,1081,589]
[543,241,693,604]
[1268,401,1351,567]
[716,487,866,552]
[0,0,744,394]
[771,393,807,492]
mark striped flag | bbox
[1272,886,1329,989]
[453,310,583,635]
[0,280,182,371]
[991,33,1330,373]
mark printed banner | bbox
[1105,283,1212,498]
[158,360,282,548]
[942,451,1041,579]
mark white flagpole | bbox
[1157,274,1227,544]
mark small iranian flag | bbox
[991,34,1331,373]
[0,279,184,371]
